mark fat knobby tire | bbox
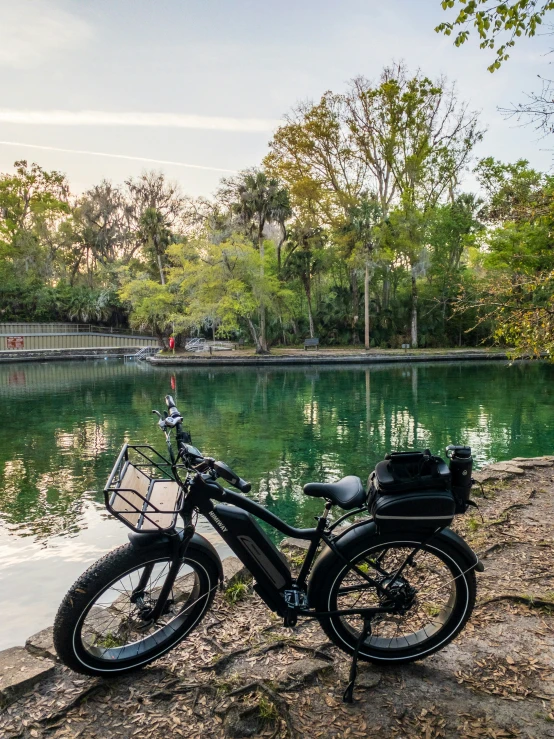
[311,533,477,664]
[53,542,218,676]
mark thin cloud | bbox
[0,109,279,133]
[0,141,237,173]
[0,2,92,69]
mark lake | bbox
[1,358,553,649]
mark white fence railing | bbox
[0,323,154,337]
[185,338,234,352]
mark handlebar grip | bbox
[213,461,251,494]
[165,394,181,419]
[235,477,251,494]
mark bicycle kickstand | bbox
[343,618,372,704]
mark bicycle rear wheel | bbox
[310,533,476,664]
[54,541,219,676]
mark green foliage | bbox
[119,277,177,344]
[257,694,279,722]
[1,61,553,356]
[224,580,249,604]
[436,0,554,71]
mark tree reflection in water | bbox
[0,359,553,541]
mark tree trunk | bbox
[157,252,166,285]
[258,230,268,353]
[382,267,390,309]
[247,317,263,354]
[279,315,287,345]
[351,269,359,344]
[364,262,370,350]
[308,301,315,338]
[276,226,285,274]
[302,274,315,339]
[411,268,418,348]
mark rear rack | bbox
[104,444,185,533]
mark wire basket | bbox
[104,444,185,533]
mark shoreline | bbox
[0,347,144,364]
[149,349,513,367]
[0,347,520,366]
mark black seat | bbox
[303,476,366,510]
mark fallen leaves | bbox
[456,655,550,701]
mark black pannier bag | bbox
[368,449,455,533]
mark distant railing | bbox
[0,323,154,337]
[185,338,235,352]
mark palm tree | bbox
[229,171,291,352]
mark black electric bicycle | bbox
[54,395,483,701]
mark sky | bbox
[0,0,552,197]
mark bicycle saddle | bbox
[303,476,366,510]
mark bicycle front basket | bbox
[104,444,184,533]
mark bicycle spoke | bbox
[335,545,456,649]
[80,558,203,660]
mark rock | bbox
[514,461,552,469]
[222,556,251,586]
[512,456,554,463]
[473,470,507,483]
[25,626,57,661]
[483,462,525,475]
[279,537,310,552]
[0,646,56,709]
[224,704,264,738]
[356,666,381,689]
[276,657,332,689]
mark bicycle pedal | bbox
[283,589,308,608]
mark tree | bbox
[436,2,554,132]
[427,193,484,337]
[282,224,327,338]
[436,0,554,72]
[219,170,291,352]
[346,64,482,346]
[170,234,290,351]
[70,181,130,286]
[138,207,173,285]
[119,277,176,347]
[342,197,381,349]
[0,160,70,282]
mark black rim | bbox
[330,543,465,653]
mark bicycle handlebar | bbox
[213,460,251,494]
[165,394,180,417]
[160,395,251,493]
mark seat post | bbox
[296,501,333,589]
[320,500,333,525]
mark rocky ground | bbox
[1,457,553,739]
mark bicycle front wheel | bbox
[311,534,476,664]
[53,541,219,676]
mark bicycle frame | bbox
[182,473,397,623]
[120,427,408,624]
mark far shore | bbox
[149,346,515,366]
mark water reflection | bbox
[1,359,553,647]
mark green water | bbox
[1,358,553,648]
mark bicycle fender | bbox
[432,528,484,572]
[128,530,224,583]
[308,521,483,600]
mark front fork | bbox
[131,524,195,622]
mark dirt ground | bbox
[1,459,553,739]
